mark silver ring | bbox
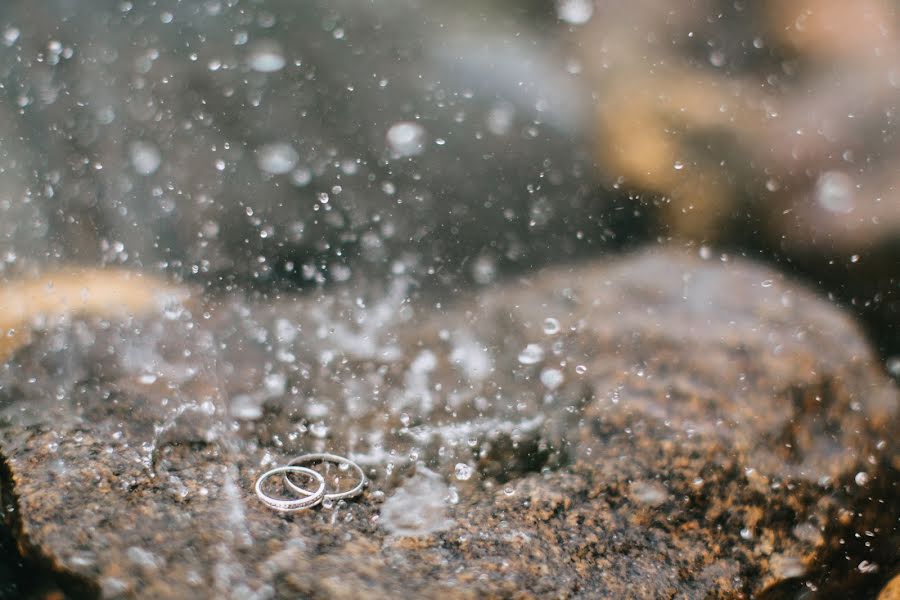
[284,453,366,501]
[255,466,325,512]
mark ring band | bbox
[284,453,366,501]
[255,465,325,512]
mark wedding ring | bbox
[284,453,366,501]
[255,465,325,512]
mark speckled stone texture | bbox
[0,250,897,598]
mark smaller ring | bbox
[285,453,366,501]
[255,466,325,512]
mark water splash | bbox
[380,467,454,537]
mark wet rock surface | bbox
[0,250,897,598]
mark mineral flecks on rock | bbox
[0,250,896,598]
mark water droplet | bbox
[248,41,285,72]
[454,463,473,481]
[386,121,426,157]
[855,471,870,486]
[761,279,773,288]
[486,103,515,136]
[629,480,669,506]
[381,180,396,195]
[886,356,900,378]
[138,373,158,385]
[229,394,262,420]
[815,170,855,214]
[518,344,545,365]
[256,143,298,174]
[340,159,358,175]
[858,560,879,574]
[264,373,286,396]
[709,49,726,67]
[3,27,20,47]
[673,161,684,170]
[556,0,594,25]
[575,364,587,375]
[471,254,497,285]
[290,166,312,187]
[540,368,564,390]
[129,141,161,176]
[163,302,185,320]
[310,422,329,438]
[542,318,561,335]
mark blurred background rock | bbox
[0,0,896,356]
[576,0,898,357]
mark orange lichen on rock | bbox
[0,269,188,363]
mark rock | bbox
[0,249,896,598]
[881,574,900,600]
[0,270,188,364]
[574,1,900,358]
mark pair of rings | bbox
[254,453,366,512]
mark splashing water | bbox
[380,467,454,537]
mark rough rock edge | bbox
[0,451,100,598]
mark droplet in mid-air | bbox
[556,0,594,25]
[248,41,285,72]
[486,103,515,136]
[230,395,263,421]
[815,170,855,214]
[256,142,299,174]
[540,368,564,390]
[542,318,561,335]
[3,27,20,47]
[518,344,545,365]
[386,121,426,157]
[290,167,312,187]
[471,255,497,285]
[886,356,900,378]
[129,141,161,176]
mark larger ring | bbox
[255,466,325,512]
[284,453,366,501]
